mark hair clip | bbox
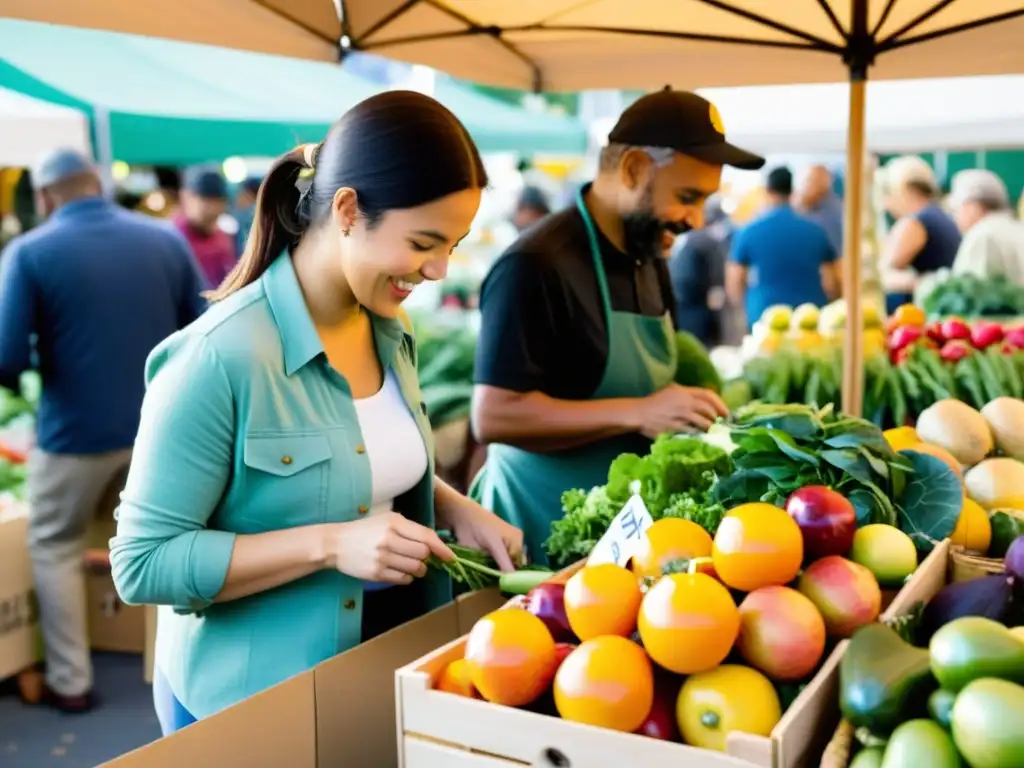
[301,142,321,169]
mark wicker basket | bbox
[949,544,1005,583]
[819,720,855,768]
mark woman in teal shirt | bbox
[109,91,523,734]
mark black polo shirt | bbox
[474,204,675,401]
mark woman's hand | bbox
[326,513,454,585]
[437,494,524,573]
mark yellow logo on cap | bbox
[709,103,725,135]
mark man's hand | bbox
[636,384,729,439]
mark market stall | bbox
[0,86,90,166]
[0,19,586,165]
[700,75,1024,156]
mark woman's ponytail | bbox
[205,143,318,301]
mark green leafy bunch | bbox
[545,435,731,568]
[712,403,962,552]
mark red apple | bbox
[524,583,577,643]
[785,486,857,560]
[635,673,682,741]
[737,586,827,681]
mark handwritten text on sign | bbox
[587,495,654,567]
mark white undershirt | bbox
[354,371,429,592]
[353,370,429,517]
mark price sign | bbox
[587,494,654,567]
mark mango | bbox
[849,525,917,588]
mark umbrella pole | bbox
[840,73,867,417]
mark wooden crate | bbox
[819,539,952,768]
[396,545,951,768]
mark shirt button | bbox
[343,599,356,610]
[280,455,293,465]
[358,505,368,515]
[355,444,366,455]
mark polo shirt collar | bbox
[262,252,410,376]
[52,196,109,222]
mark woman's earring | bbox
[343,229,351,238]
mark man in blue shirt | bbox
[0,149,206,713]
[726,166,840,330]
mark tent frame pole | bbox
[840,0,872,417]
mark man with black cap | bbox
[470,89,764,565]
[0,148,206,712]
[511,185,552,232]
[172,167,237,289]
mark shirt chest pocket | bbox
[238,433,333,531]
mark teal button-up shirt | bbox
[110,253,449,719]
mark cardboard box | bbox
[394,547,952,768]
[0,502,38,681]
[101,587,507,768]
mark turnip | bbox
[971,321,1005,350]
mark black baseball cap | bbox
[608,87,764,171]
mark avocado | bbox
[988,510,1023,558]
[952,678,1024,768]
[927,688,956,729]
[930,616,1024,692]
[881,719,961,768]
[840,624,935,733]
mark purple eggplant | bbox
[920,574,1018,642]
[1005,535,1024,582]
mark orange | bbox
[554,636,654,733]
[903,444,964,482]
[464,608,557,706]
[891,303,926,328]
[564,563,643,640]
[435,658,478,698]
[637,572,740,675]
[950,498,992,553]
[713,504,803,591]
[631,518,714,580]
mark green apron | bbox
[471,189,678,566]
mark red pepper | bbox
[924,321,946,345]
[971,321,1005,350]
[1004,326,1024,350]
[940,318,972,343]
[888,325,923,352]
[940,340,972,362]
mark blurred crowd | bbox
[665,158,1024,347]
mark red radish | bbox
[940,340,972,362]
[970,322,1004,350]
[785,486,857,560]
[925,321,946,344]
[524,583,576,643]
[1004,326,1024,350]
[888,325,923,352]
[940,318,971,342]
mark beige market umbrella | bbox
[10,0,1024,414]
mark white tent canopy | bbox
[701,75,1024,155]
[0,86,91,166]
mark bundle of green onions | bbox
[427,542,554,595]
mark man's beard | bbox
[621,185,690,262]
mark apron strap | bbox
[575,187,614,322]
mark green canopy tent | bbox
[0,20,586,165]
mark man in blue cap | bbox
[0,148,207,713]
[172,167,237,288]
